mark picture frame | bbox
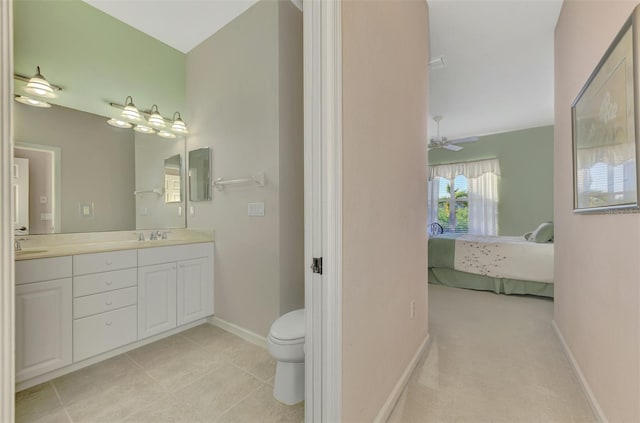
[572,9,640,213]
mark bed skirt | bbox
[428,268,554,298]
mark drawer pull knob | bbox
[106,260,113,265]
[105,301,113,306]
[105,280,113,286]
[105,321,112,326]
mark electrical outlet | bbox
[410,300,415,318]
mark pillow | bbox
[530,222,554,243]
[523,231,532,241]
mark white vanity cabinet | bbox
[177,257,211,325]
[72,250,138,361]
[15,241,214,387]
[138,243,214,339]
[15,257,73,383]
[137,262,177,339]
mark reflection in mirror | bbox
[189,147,211,202]
[13,142,61,234]
[135,134,186,230]
[164,155,182,204]
[13,101,187,234]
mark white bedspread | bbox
[453,235,554,283]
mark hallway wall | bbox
[555,1,640,421]
[341,0,430,420]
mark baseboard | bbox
[207,316,267,349]
[373,333,432,423]
[552,320,607,423]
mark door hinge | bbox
[311,257,323,275]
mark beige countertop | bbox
[14,229,214,261]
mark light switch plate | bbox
[248,202,265,217]
[79,202,94,218]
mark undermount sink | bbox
[15,249,48,256]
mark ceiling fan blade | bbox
[449,136,479,145]
[443,144,463,152]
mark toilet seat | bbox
[268,333,304,345]
[269,309,304,342]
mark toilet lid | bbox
[270,309,305,341]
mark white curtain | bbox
[429,158,500,236]
[427,178,440,224]
[428,158,501,181]
[468,169,499,236]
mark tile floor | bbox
[388,285,596,423]
[16,324,304,423]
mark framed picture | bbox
[572,10,640,213]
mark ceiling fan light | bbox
[148,104,167,129]
[171,112,188,134]
[15,95,51,108]
[23,67,57,99]
[107,118,133,129]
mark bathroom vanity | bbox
[14,234,214,390]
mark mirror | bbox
[164,155,182,204]
[13,102,187,234]
[189,147,211,202]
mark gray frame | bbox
[572,8,640,213]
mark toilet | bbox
[267,308,305,405]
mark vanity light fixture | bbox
[14,95,51,108]
[107,118,133,129]
[158,130,176,139]
[23,66,57,99]
[107,99,186,139]
[133,124,156,134]
[148,104,167,129]
[171,112,189,134]
[121,96,142,122]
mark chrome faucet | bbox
[14,237,29,251]
[149,230,161,241]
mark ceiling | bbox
[427,0,563,140]
[82,0,561,139]
[82,0,262,53]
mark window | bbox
[437,175,468,233]
[428,158,500,236]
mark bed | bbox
[428,234,554,298]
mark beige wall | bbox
[277,0,304,315]
[342,1,429,421]
[555,1,640,421]
[186,0,303,336]
[13,102,135,233]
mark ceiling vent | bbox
[429,56,447,70]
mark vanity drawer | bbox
[73,268,137,297]
[138,243,211,267]
[73,287,137,319]
[15,256,72,285]
[73,305,137,362]
[73,250,137,276]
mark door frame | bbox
[303,0,342,421]
[0,0,15,421]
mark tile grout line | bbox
[49,380,74,423]
[214,381,266,422]
[228,361,273,385]
[119,352,191,421]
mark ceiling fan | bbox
[428,115,479,151]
